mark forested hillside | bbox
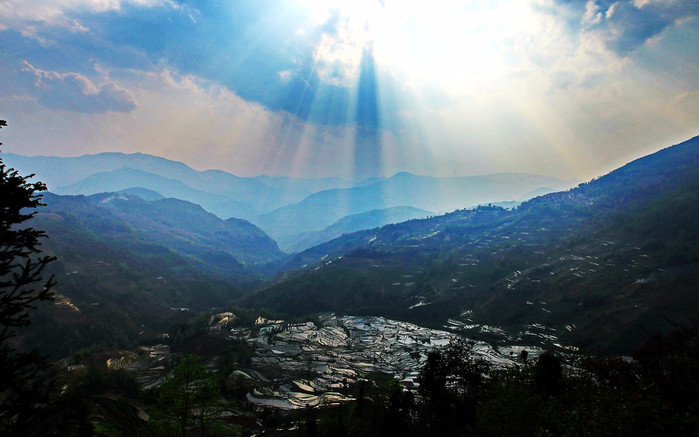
[245,136,699,353]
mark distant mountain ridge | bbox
[4,152,574,250]
[3,152,318,220]
[254,172,575,248]
[286,206,433,252]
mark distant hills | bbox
[254,172,574,248]
[38,192,284,280]
[3,152,319,220]
[286,206,433,252]
[3,152,574,251]
[244,136,699,353]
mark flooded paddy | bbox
[244,314,541,410]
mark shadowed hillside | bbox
[244,136,699,353]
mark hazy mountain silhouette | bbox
[3,152,316,219]
[253,172,574,248]
[5,152,573,249]
[285,206,432,252]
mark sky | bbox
[0,0,697,180]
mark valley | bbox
[11,136,698,360]
[2,135,698,435]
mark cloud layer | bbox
[581,0,699,56]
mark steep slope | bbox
[41,192,284,277]
[101,194,282,266]
[254,172,574,248]
[20,191,285,358]
[244,136,699,353]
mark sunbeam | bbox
[353,45,382,179]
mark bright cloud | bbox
[0,0,181,35]
[583,1,603,26]
[19,62,137,113]
[298,0,608,97]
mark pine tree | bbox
[0,120,60,433]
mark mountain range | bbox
[4,152,324,220]
[7,137,697,358]
[254,172,573,249]
[3,152,574,251]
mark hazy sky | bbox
[0,0,697,180]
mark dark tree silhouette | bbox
[417,338,490,434]
[0,120,60,433]
[149,354,230,436]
